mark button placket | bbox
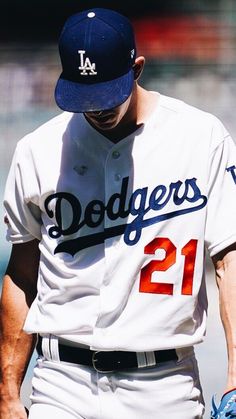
[104,145,124,241]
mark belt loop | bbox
[49,335,60,362]
[41,334,51,359]
[136,351,156,368]
[137,352,147,368]
[145,351,156,367]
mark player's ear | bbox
[133,56,145,81]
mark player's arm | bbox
[212,242,236,392]
[0,239,40,419]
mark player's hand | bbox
[211,389,236,418]
[0,398,29,418]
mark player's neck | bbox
[135,87,160,127]
[106,86,159,143]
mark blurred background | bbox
[1,0,236,417]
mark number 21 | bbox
[139,237,198,296]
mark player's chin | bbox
[86,114,118,130]
[95,121,118,130]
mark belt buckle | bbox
[92,351,115,373]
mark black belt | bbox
[36,336,177,373]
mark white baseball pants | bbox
[29,340,204,419]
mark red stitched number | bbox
[181,240,198,295]
[139,237,198,296]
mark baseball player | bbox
[1,8,236,419]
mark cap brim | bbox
[55,70,134,113]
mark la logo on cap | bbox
[78,50,97,76]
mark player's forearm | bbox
[213,249,236,391]
[0,274,36,401]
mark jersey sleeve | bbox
[3,140,42,243]
[205,119,236,257]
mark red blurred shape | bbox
[132,15,224,61]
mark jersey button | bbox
[114,174,121,181]
[112,150,120,159]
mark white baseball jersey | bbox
[4,93,236,351]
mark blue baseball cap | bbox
[55,8,137,113]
